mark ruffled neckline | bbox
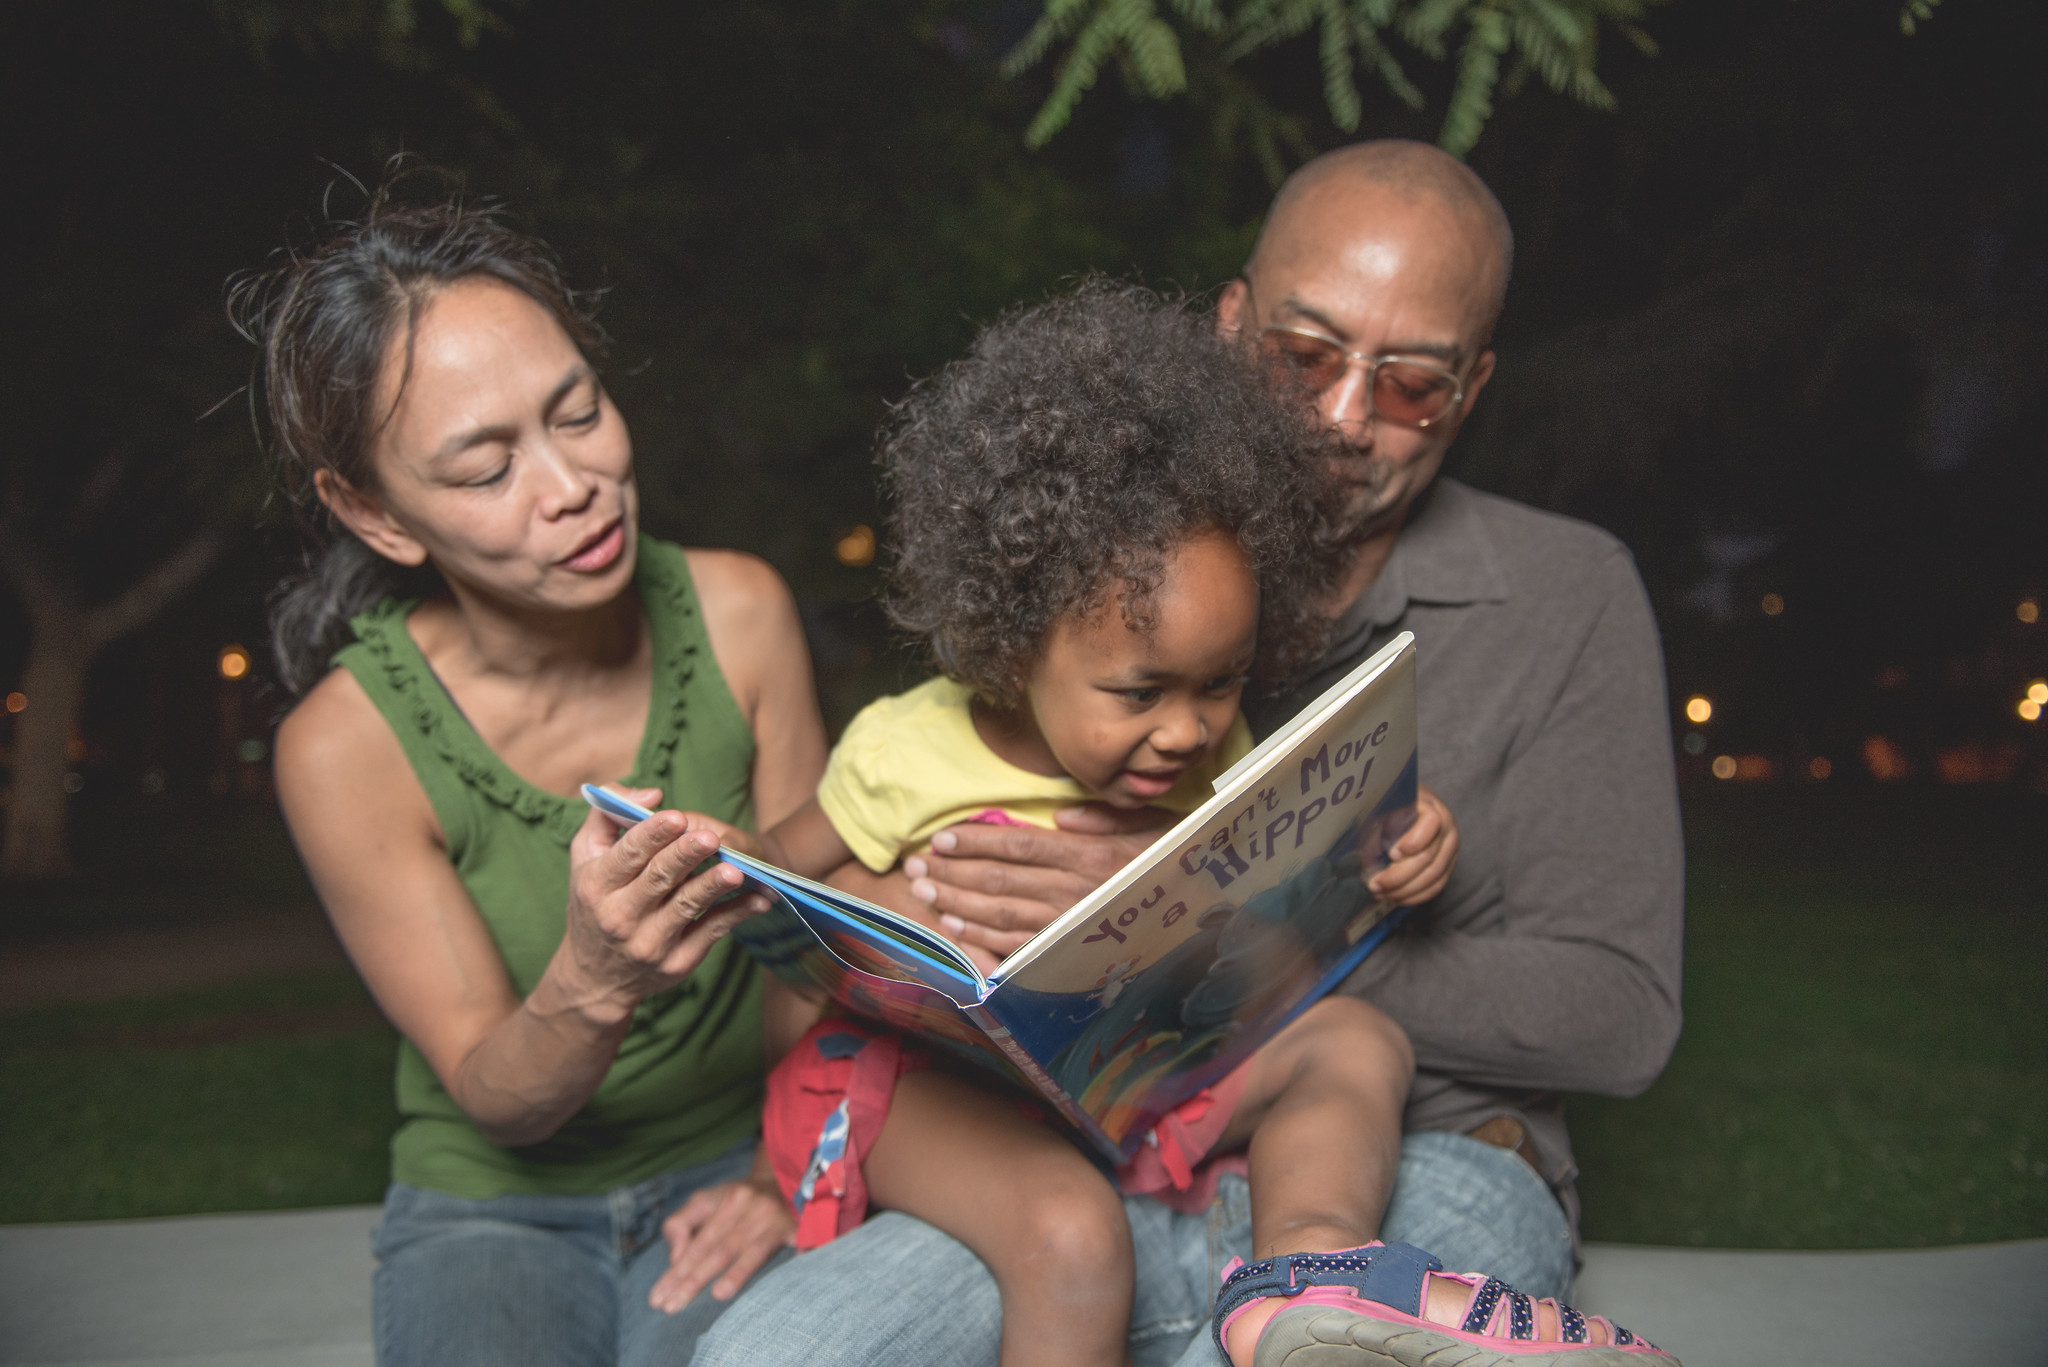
[343,535,700,844]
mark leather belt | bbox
[1467,1113,1539,1171]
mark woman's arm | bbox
[687,549,829,829]
[275,670,761,1147]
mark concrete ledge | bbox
[1571,1237,2048,1366]
[0,1207,377,1367]
[3,1205,2044,1366]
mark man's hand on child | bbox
[903,803,1173,957]
[1367,784,1458,907]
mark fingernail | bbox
[931,831,956,852]
[910,878,937,904]
[903,855,928,878]
[941,914,966,934]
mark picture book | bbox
[582,630,1419,1164]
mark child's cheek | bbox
[1062,725,1134,796]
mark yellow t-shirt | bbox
[817,676,1254,873]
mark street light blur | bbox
[1685,696,1713,724]
[4,692,24,714]
[1761,593,1785,616]
[2019,598,2041,625]
[834,525,876,567]
[218,644,250,680]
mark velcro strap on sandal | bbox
[1505,1290,1539,1339]
[1558,1302,1589,1343]
[1211,1243,1443,1354]
[1458,1277,1508,1334]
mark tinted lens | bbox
[1371,360,1459,425]
[1259,330,1344,391]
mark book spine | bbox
[962,1002,1121,1160]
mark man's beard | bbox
[1332,453,1405,544]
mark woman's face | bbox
[346,276,639,614]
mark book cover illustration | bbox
[582,632,1418,1163]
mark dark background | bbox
[2,0,2044,843]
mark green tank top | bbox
[333,536,764,1198]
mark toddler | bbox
[739,284,1671,1366]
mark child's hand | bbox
[1367,784,1458,906]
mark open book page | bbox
[977,634,1419,1159]
[717,849,984,998]
[720,854,1026,1078]
[578,785,1010,1068]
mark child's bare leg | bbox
[1216,999,1632,1358]
[1215,996,1412,1362]
[1235,995,1413,1257]
[863,1069,1134,1367]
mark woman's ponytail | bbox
[267,539,443,697]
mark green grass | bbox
[1570,785,2048,1248]
[0,972,398,1223]
[2,787,2042,1244]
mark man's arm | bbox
[1346,556,1684,1098]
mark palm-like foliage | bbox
[1003,0,1661,163]
[1008,1,1954,166]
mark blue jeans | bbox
[372,1141,786,1367]
[691,1130,1572,1367]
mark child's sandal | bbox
[1213,1242,1680,1366]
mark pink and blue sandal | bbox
[1213,1242,1679,1366]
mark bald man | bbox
[696,143,1684,1367]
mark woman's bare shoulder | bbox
[683,549,804,655]
[681,547,811,726]
[274,666,437,840]
[683,547,793,616]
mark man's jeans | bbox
[371,1141,784,1367]
[693,1130,1572,1367]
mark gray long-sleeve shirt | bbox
[1246,477,1685,1240]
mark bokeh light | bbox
[2027,680,2048,705]
[834,524,877,568]
[1863,735,1910,780]
[1685,696,1713,724]
[4,691,24,714]
[1761,592,1785,616]
[2022,699,2043,723]
[2019,598,2041,625]
[1809,756,1832,779]
[218,644,250,680]
[1711,755,1738,779]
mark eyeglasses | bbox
[1255,326,1467,429]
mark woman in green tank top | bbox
[242,187,826,1366]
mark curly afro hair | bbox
[880,279,1346,708]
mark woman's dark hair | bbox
[229,170,604,696]
[881,279,1346,706]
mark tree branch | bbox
[79,530,232,652]
[0,509,79,627]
